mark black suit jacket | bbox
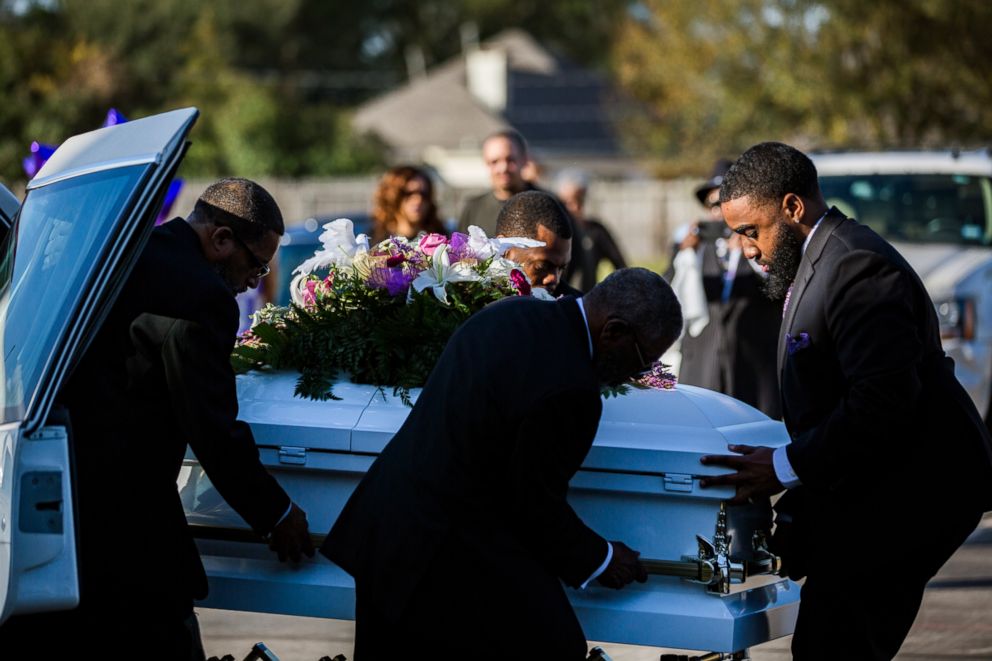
[776,210,992,556]
[63,218,290,611]
[322,296,608,623]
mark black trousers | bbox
[790,504,982,660]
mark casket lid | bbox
[237,373,790,475]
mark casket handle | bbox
[641,558,716,583]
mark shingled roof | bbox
[353,29,628,164]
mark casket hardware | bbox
[278,446,307,465]
[746,529,782,576]
[687,503,746,594]
[662,473,694,493]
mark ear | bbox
[207,225,237,259]
[782,193,805,223]
[600,317,629,343]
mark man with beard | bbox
[699,142,992,659]
[1,178,315,658]
[323,268,683,660]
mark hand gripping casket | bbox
[184,373,800,653]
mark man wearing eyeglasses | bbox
[38,178,315,658]
[323,268,682,661]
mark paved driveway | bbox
[199,515,992,660]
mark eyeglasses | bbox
[631,337,655,378]
[230,231,271,278]
[633,338,654,379]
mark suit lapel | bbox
[776,208,848,377]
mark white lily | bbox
[466,225,544,259]
[294,218,370,275]
[484,256,517,279]
[411,244,481,305]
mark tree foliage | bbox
[613,0,992,173]
[0,0,629,186]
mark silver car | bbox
[813,150,992,424]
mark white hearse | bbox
[0,109,800,657]
[814,150,992,425]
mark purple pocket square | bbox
[786,332,810,356]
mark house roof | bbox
[353,29,627,161]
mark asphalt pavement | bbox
[198,514,992,660]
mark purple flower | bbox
[637,361,678,390]
[509,268,531,296]
[786,331,810,355]
[418,233,449,256]
[448,232,472,260]
[368,267,415,297]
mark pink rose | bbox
[302,279,319,307]
[418,233,449,256]
[510,269,532,296]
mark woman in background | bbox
[371,165,446,243]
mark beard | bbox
[761,222,804,302]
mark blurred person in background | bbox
[458,129,540,236]
[371,165,446,244]
[670,159,781,418]
[556,168,627,291]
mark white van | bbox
[814,150,992,426]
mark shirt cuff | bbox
[580,540,613,590]
[773,446,802,489]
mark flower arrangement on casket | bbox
[232,219,676,403]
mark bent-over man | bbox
[2,178,314,659]
[323,268,683,660]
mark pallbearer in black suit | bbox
[323,268,683,660]
[699,143,992,659]
[0,179,315,659]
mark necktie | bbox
[782,283,794,319]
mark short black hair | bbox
[495,191,572,240]
[719,142,820,205]
[189,177,284,241]
[483,129,529,158]
[585,267,683,351]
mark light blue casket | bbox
[183,373,800,654]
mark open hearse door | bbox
[0,108,197,622]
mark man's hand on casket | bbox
[596,541,648,589]
[698,444,783,504]
[269,503,315,563]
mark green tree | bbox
[612,0,992,174]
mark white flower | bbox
[411,244,481,305]
[289,272,310,307]
[294,218,370,275]
[484,256,517,279]
[465,225,543,260]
